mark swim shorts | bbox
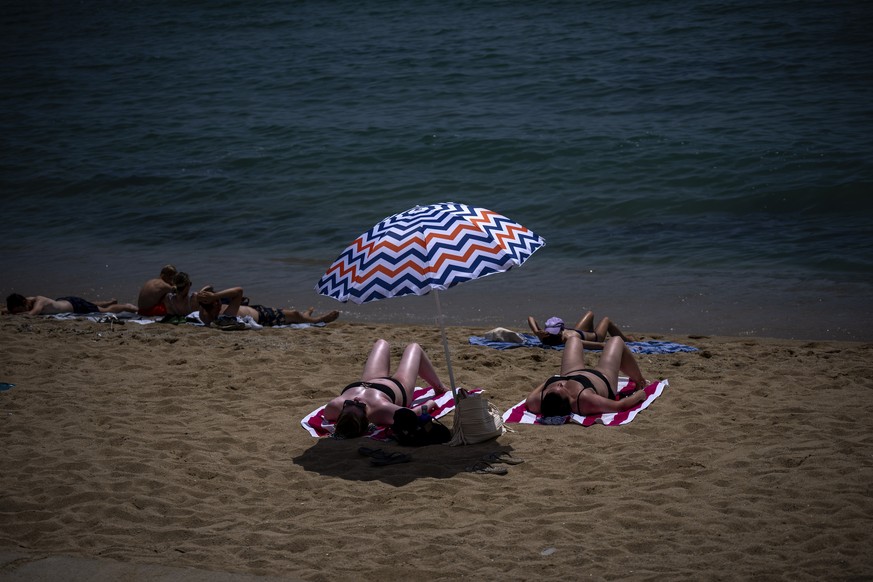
[55,296,99,314]
[139,303,168,317]
[253,305,286,327]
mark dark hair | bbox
[334,409,368,439]
[540,333,564,346]
[172,271,191,289]
[6,293,26,312]
[541,391,572,417]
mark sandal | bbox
[465,461,508,476]
[482,451,524,465]
[371,451,411,466]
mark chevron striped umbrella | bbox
[316,202,545,395]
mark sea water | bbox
[2,1,872,340]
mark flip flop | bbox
[371,451,411,466]
[482,451,524,465]
[465,461,508,476]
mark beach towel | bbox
[469,334,697,354]
[181,312,324,330]
[43,311,324,330]
[45,312,156,325]
[301,386,479,440]
[502,378,668,427]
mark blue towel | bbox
[468,333,698,354]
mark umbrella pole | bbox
[432,290,458,401]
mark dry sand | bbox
[1,316,872,580]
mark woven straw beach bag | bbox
[448,389,506,446]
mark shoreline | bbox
[1,317,872,579]
[2,249,871,343]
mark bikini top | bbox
[543,369,615,400]
[341,377,408,407]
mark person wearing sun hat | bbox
[527,310,634,348]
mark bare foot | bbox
[316,310,340,324]
[282,307,338,324]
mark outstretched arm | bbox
[576,389,647,415]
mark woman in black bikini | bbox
[324,339,449,439]
[527,310,632,348]
[526,334,649,417]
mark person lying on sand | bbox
[323,339,449,439]
[196,286,339,327]
[526,334,649,416]
[5,294,137,316]
[137,264,178,317]
[528,310,633,348]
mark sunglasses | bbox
[343,399,366,411]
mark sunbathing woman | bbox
[323,339,449,439]
[526,334,649,417]
[528,310,633,348]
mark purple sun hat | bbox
[544,317,564,335]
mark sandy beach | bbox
[1,315,872,580]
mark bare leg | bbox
[361,339,392,380]
[595,317,632,342]
[280,307,340,324]
[392,343,447,398]
[559,334,587,375]
[594,337,647,389]
[93,299,119,308]
[563,312,599,342]
[562,331,605,350]
[572,311,594,333]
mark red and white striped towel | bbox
[301,386,478,439]
[502,378,668,426]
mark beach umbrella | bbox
[315,202,545,399]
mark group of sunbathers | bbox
[327,310,649,439]
[4,263,340,327]
[5,264,648,427]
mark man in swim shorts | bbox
[137,264,177,316]
[5,294,137,316]
[195,286,340,327]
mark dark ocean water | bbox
[2,1,872,339]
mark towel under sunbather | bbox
[323,339,450,439]
[526,335,648,416]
